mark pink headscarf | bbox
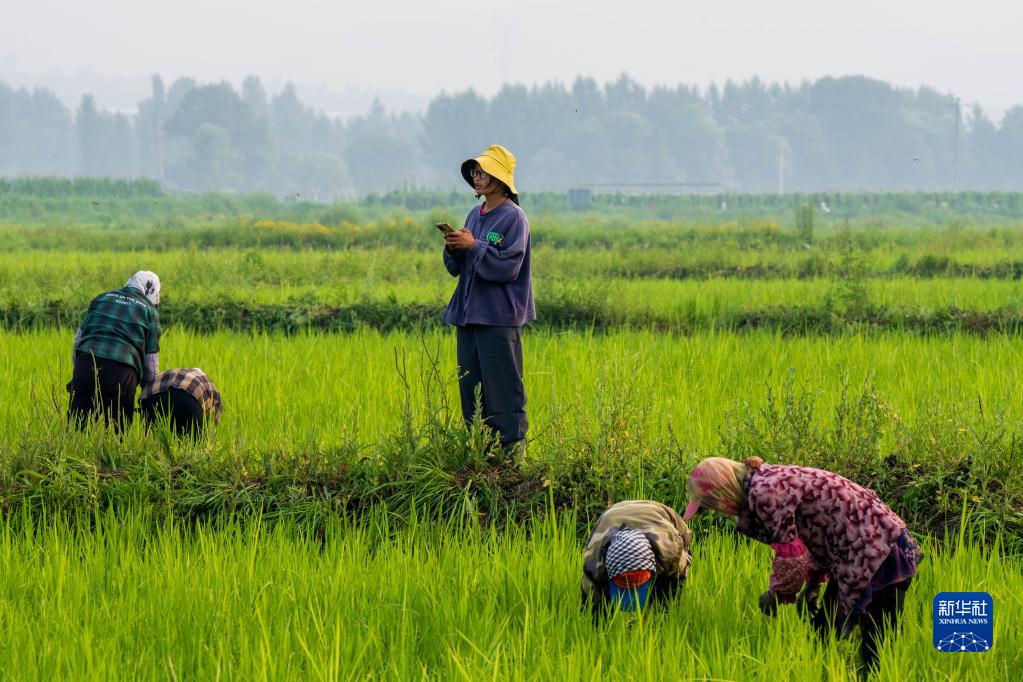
[682,457,762,520]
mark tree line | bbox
[1,74,1020,197]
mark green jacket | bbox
[581,500,693,606]
[75,286,161,379]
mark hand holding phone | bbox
[443,225,476,251]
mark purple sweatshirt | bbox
[442,201,536,327]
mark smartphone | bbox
[435,222,455,234]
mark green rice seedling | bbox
[0,509,1018,680]
[2,328,1022,542]
[6,328,1023,458]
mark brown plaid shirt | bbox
[581,500,693,602]
[140,368,222,423]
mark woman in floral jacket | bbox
[682,456,922,671]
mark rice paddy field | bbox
[1,188,1022,679]
[7,249,1023,311]
[0,510,1019,680]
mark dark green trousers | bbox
[455,325,527,445]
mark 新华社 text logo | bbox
[933,592,993,652]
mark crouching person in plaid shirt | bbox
[68,271,162,431]
[139,368,222,438]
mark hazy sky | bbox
[2,0,1020,119]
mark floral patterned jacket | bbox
[735,464,908,614]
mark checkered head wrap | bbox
[604,528,657,579]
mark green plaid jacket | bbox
[75,287,161,378]
[140,368,222,422]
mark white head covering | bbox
[126,271,161,306]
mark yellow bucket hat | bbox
[461,144,518,199]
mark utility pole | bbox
[952,97,960,192]
[150,75,166,187]
[154,114,165,186]
[776,137,785,194]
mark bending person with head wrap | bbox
[581,500,692,616]
[67,271,162,431]
[682,457,923,672]
[139,368,222,438]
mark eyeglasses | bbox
[469,168,490,180]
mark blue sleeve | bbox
[472,212,528,283]
[443,247,462,277]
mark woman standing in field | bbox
[67,271,162,430]
[442,145,535,461]
[682,457,922,672]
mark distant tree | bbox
[75,95,137,178]
[571,77,604,117]
[152,75,166,109]
[76,95,102,175]
[575,110,659,184]
[998,107,1023,189]
[165,77,196,114]
[242,76,270,121]
[109,113,137,177]
[186,122,239,191]
[488,84,537,155]
[646,87,728,183]
[3,72,1022,194]
[24,88,77,175]
[771,110,832,191]
[705,83,721,115]
[724,121,780,192]
[135,75,167,181]
[150,75,166,182]
[344,99,425,194]
[345,132,415,195]
[164,83,252,140]
[604,74,646,113]
[271,83,332,157]
[239,77,274,189]
[963,105,1000,189]
[806,77,919,189]
[164,82,271,191]
[421,90,489,174]
[0,85,13,173]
